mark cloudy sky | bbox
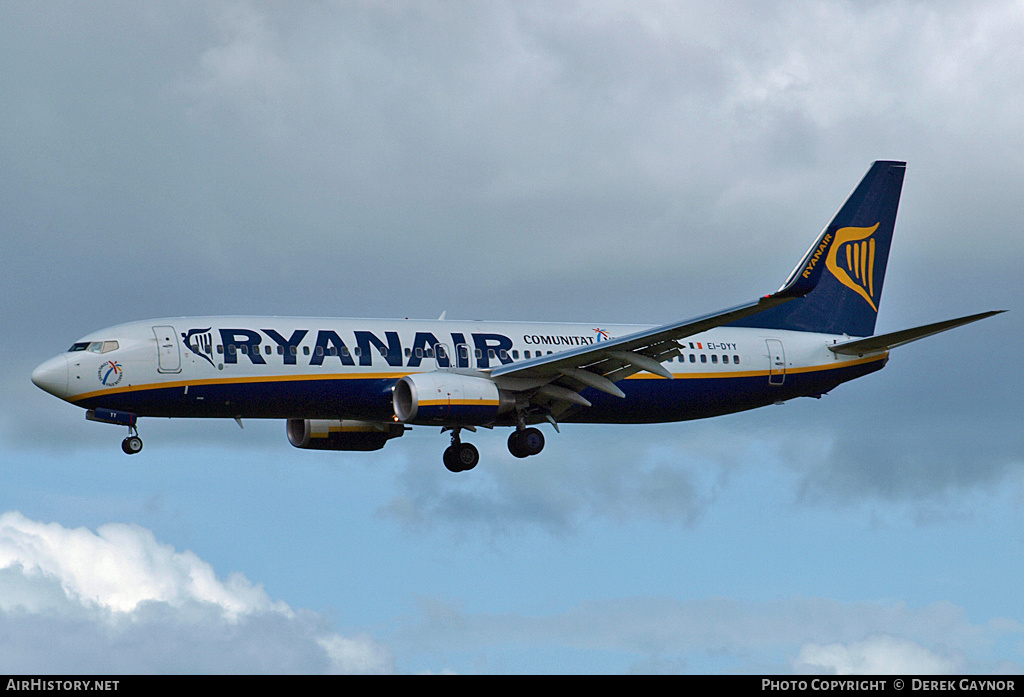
[2,0,1023,674]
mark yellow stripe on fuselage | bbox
[69,353,887,403]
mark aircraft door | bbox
[455,343,470,369]
[153,326,182,374]
[435,342,452,370]
[766,339,785,385]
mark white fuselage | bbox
[32,316,885,426]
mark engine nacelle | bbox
[393,372,514,426]
[286,419,404,451]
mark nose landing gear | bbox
[121,432,143,455]
[86,409,143,455]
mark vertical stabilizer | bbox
[730,160,906,337]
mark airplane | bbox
[31,161,1002,472]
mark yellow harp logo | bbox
[825,223,880,312]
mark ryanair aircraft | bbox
[32,161,1001,471]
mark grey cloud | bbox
[5,1,1023,522]
[379,427,732,536]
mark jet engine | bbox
[393,372,514,426]
[286,419,404,451]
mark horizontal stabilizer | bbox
[828,310,1004,356]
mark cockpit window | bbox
[67,341,119,354]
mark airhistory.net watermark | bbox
[6,681,118,692]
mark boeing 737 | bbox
[32,161,1001,471]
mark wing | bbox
[487,268,822,419]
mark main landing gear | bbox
[508,427,544,459]
[441,426,547,472]
[443,430,480,473]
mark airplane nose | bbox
[31,355,69,398]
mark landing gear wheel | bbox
[443,445,460,472]
[508,427,544,458]
[508,431,527,458]
[520,427,544,456]
[457,442,479,471]
[443,442,479,472]
[121,435,143,455]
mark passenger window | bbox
[711,355,718,364]
[217,345,224,355]
[734,355,740,364]
[723,355,729,364]
[689,354,696,363]
[512,350,519,360]
[700,354,707,363]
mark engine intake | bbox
[287,419,404,451]
[393,372,514,426]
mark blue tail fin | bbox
[730,160,906,337]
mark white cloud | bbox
[795,635,965,675]
[0,511,284,619]
[0,511,393,674]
